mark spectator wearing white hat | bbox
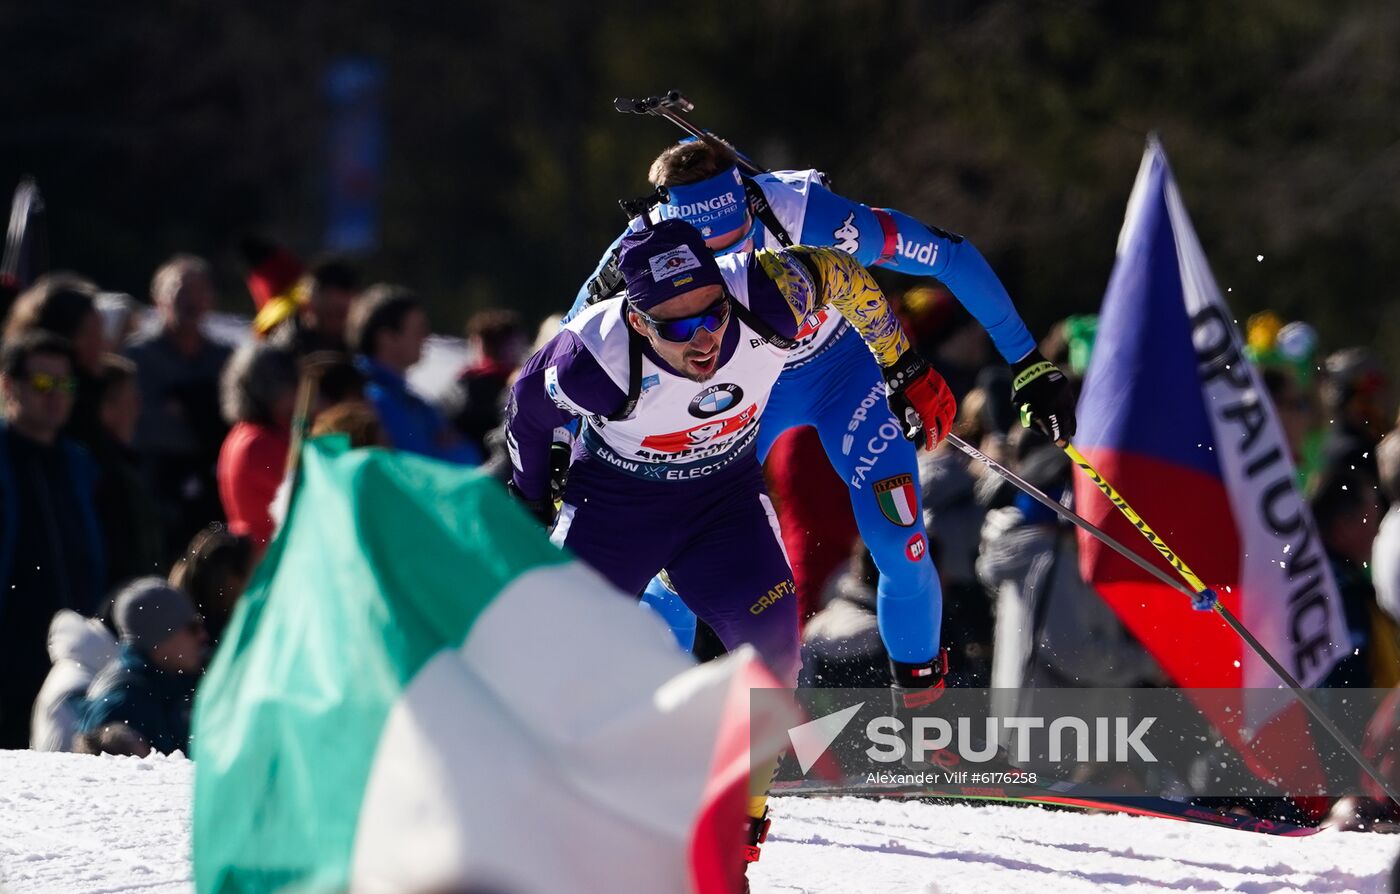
[30,609,117,751]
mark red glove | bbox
[882,351,957,450]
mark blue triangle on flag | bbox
[1077,143,1220,479]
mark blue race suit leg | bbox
[799,330,943,664]
[640,575,697,651]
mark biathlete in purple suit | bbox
[505,219,958,687]
[570,140,1079,687]
[505,218,957,870]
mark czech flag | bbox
[1074,139,1349,791]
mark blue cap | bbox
[617,219,725,312]
[657,165,748,242]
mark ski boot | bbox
[744,806,771,864]
[889,649,949,770]
[742,806,771,891]
[889,648,948,713]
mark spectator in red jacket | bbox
[216,342,298,549]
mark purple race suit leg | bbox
[663,464,801,687]
[548,458,686,599]
[551,453,800,687]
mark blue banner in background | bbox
[324,57,385,253]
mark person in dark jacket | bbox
[91,353,165,589]
[0,332,105,748]
[169,524,253,646]
[1319,348,1391,484]
[81,577,209,755]
[266,255,361,357]
[450,308,526,457]
[1313,470,1385,690]
[125,255,232,560]
[3,273,107,451]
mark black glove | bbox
[506,479,557,528]
[882,350,957,450]
[547,440,571,504]
[1011,349,1077,443]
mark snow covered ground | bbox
[751,797,1398,894]
[2,750,1396,894]
[1,750,191,894]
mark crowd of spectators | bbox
[0,251,524,755]
[0,253,1394,828]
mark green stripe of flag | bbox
[193,437,569,894]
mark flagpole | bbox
[1060,441,1400,810]
[282,352,338,497]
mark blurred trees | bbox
[1,1,1397,357]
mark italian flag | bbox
[193,438,794,894]
[875,474,918,527]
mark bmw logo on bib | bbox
[689,383,744,418]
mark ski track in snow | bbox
[751,797,1398,894]
[1,751,1396,894]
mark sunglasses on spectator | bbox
[24,373,77,395]
[633,294,731,343]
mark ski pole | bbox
[1058,441,1400,809]
[946,434,1203,602]
[1061,444,1216,601]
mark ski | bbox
[771,777,1321,837]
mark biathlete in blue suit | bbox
[569,139,1077,701]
